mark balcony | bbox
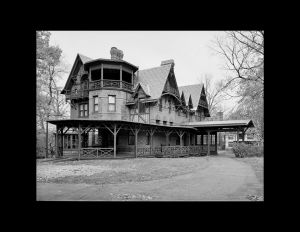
[163,85,180,98]
[65,80,133,100]
[65,89,89,100]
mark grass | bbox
[237,156,264,184]
[37,157,210,185]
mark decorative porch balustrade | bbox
[81,148,114,158]
[136,145,215,157]
[66,80,133,100]
[65,89,89,100]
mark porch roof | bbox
[46,119,197,130]
[180,120,254,131]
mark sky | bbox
[48,30,238,112]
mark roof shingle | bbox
[135,64,172,101]
[178,84,204,108]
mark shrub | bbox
[231,142,263,158]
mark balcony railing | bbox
[163,85,180,98]
[65,89,89,100]
[65,80,133,100]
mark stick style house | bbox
[47,47,254,159]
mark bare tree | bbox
[209,31,264,101]
[209,31,264,143]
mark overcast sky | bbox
[48,30,237,111]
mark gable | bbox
[188,95,193,108]
[180,91,186,106]
[61,53,93,94]
[136,64,172,100]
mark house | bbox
[225,132,259,148]
[47,47,254,159]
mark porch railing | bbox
[137,145,215,157]
[81,148,114,158]
[65,80,133,100]
[65,89,89,100]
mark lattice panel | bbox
[82,149,97,157]
[99,149,113,158]
[137,147,151,156]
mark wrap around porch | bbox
[47,119,254,160]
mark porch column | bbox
[242,130,245,142]
[207,131,210,156]
[134,127,138,158]
[150,133,153,156]
[179,133,182,154]
[215,132,217,154]
[101,63,103,88]
[60,126,64,157]
[114,124,117,158]
[46,121,48,158]
[120,65,122,89]
[55,125,58,157]
[78,123,81,160]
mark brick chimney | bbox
[217,112,223,121]
[110,47,123,60]
[161,59,175,68]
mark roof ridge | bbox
[179,83,203,88]
[138,64,172,72]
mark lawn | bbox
[37,157,210,185]
[237,157,264,184]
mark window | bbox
[79,103,88,117]
[176,137,180,145]
[163,121,167,125]
[139,102,145,113]
[178,110,181,116]
[211,135,215,145]
[93,96,98,112]
[72,135,78,149]
[247,135,254,140]
[239,134,243,139]
[159,98,162,111]
[197,135,201,145]
[203,135,207,145]
[170,122,173,126]
[128,131,135,145]
[64,135,71,149]
[186,110,188,118]
[108,95,116,111]
[156,120,160,124]
[228,135,234,140]
[168,100,171,114]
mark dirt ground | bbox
[37,157,209,185]
[36,151,264,201]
